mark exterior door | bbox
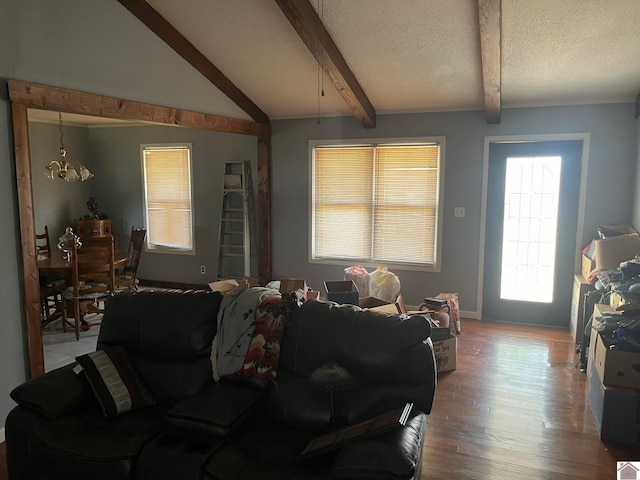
[483,141,582,326]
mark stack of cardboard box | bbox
[587,303,640,445]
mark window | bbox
[311,138,444,270]
[141,144,195,255]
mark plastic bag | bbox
[369,267,401,303]
[344,265,370,298]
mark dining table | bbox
[37,249,129,330]
[37,249,129,276]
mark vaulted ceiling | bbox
[114,0,640,127]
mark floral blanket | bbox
[211,285,287,383]
[233,296,288,382]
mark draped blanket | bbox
[211,285,281,381]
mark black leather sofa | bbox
[6,288,437,479]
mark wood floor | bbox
[0,319,638,479]
[422,319,640,479]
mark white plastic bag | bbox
[369,267,401,303]
[344,265,370,298]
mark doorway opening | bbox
[481,138,586,327]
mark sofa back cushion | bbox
[280,301,432,383]
[272,300,437,428]
[98,289,223,405]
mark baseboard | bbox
[0,426,5,443]
[137,279,209,291]
[406,306,479,321]
[460,309,479,319]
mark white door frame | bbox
[476,133,591,320]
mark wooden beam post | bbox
[274,0,376,128]
[478,0,502,124]
[117,0,270,125]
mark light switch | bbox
[454,207,465,218]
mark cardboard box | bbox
[324,280,359,305]
[587,304,614,377]
[593,331,640,389]
[430,326,451,343]
[432,333,457,372]
[595,233,640,270]
[570,274,593,344]
[588,363,640,445]
[279,279,308,294]
[359,294,407,314]
[208,279,239,293]
[581,254,596,279]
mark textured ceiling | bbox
[39,0,640,124]
[146,0,640,121]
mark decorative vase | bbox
[57,227,82,261]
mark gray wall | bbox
[28,121,258,284]
[88,125,257,284]
[271,104,637,311]
[30,122,94,242]
[633,118,640,228]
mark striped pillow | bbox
[75,346,156,417]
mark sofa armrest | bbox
[10,363,95,419]
[331,414,426,480]
[165,381,266,437]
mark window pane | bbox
[374,145,439,263]
[314,147,373,259]
[312,142,441,267]
[143,145,194,253]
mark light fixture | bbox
[44,112,94,182]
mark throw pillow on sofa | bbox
[75,345,156,417]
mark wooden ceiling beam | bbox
[117,0,270,125]
[478,0,502,124]
[274,0,376,128]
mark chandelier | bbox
[44,112,94,182]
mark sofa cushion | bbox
[10,363,95,419]
[278,301,437,415]
[331,414,426,479]
[280,301,432,383]
[135,355,214,406]
[98,289,223,359]
[29,405,166,480]
[76,346,156,417]
[97,289,223,406]
[165,381,266,437]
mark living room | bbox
[2,1,640,478]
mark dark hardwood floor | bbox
[0,319,638,479]
[422,319,640,479]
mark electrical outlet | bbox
[200,265,206,274]
[454,207,465,218]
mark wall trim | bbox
[478,133,591,321]
[0,426,5,443]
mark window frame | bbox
[308,137,445,272]
[141,143,196,256]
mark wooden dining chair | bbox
[62,235,116,340]
[36,226,65,328]
[116,226,146,291]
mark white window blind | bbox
[312,141,442,268]
[142,145,194,254]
